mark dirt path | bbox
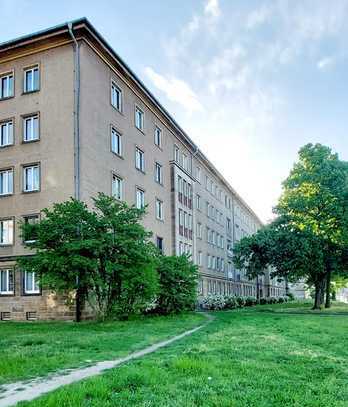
[0,313,212,407]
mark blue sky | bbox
[1,0,347,222]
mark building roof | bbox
[0,17,263,225]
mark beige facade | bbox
[0,19,285,321]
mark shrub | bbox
[245,296,257,306]
[278,297,285,303]
[286,292,295,301]
[224,295,238,309]
[201,294,226,310]
[259,297,267,305]
[235,296,246,308]
[155,255,199,315]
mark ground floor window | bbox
[24,271,40,294]
[0,269,14,294]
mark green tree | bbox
[19,194,159,320]
[275,144,348,308]
[155,254,199,314]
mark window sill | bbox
[0,144,14,149]
[0,96,14,102]
[0,293,15,297]
[22,138,40,145]
[135,127,145,135]
[22,190,40,194]
[22,292,41,296]
[111,151,124,159]
[0,244,14,247]
[136,168,146,175]
[22,89,40,96]
[0,193,13,198]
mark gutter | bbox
[68,22,80,201]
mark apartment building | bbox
[0,19,286,321]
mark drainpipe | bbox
[68,22,81,201]
[68,22,81,322]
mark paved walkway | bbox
[0,314,212,407]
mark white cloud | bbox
[246,5,272,29]
[204,0,221,19]
[144,67,204,113]
[317,57,335,71]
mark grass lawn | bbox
[18,302,348,407]
[0,312,206,386]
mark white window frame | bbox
[24,66,39,93]
[111,127,122,156]
[197,222,202,239]
[135,106,144,131]
[154,126,162,147]
[0,269,14,295]
[0,73,14,99]
[23,164,40,192]
[197,251,203,266]
[24,270,40,294]
[155,162,163,184]
[155,198,164,220]
[23,114,39,142]
[0,120,14,147]
[111,81,122,111]
[135,147,145,172]
[23,214,39,244]
[136,188,145,209]
[0,168,13,196]
[112,174,123,200]
[0,218,14,246]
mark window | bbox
[24,66,39,93]
[174,146,180,163]
[196,166,201,182]
[0,73,14,99]
[135,147,145,172]
[23,164,40,192]
[23,114,39,142]
[179,241,184,255]
[156,236,164,254]
[0,269,14,295]
[155,162,163,184]
[154,126,162,147]
[182,154,187,171]
[111,127,122,156]
[197,222,202,239]
[23,214,39,244]
[0,120,13,147]
[136,188,145,209]
[197,251,203,266]
[111,82,122,111]
[24,271,40,294]
[0,219,14,245]
[112,175,123,200]
[135,106,144,131]
[196,194,201,210]
[0,169,13,196]
[155,199,163,220]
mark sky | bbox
[1,0,348,222]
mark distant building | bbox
[0,19,286,320]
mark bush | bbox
[286,292,295,301]
[278,297,285,303]
[224,295,238,309]
[245,296,257,306]
[235,296,246,308]
[201,294,226,310]
[154,255,199,315]
[259,297,267,305]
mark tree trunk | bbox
[325,269,332,309]
[313,279,325,310]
